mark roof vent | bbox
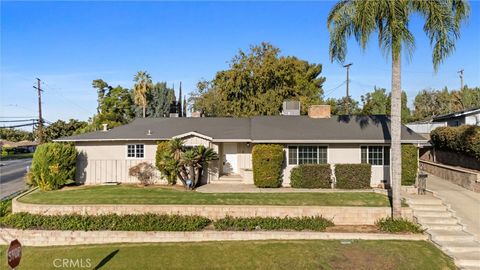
[102,123,108,132]
[282,101,300,116]
[147,130,152,136]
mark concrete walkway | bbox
[197,183,386,194]
[404,193,480,270]
[426,173,480,241]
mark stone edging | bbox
[13,192,413,225]
[0,228,428,247]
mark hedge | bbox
[213,216,334,231]
[376,218,423,233]
[290,164,332,188]
[431,125,480,160]
[402,145,418,185]
[335,164,372,189]
[28,142,77,190]
[252,144,284,188]
[0,213,211,231]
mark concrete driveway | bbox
[0,158,31,199]
[427,173,480,242]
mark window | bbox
[361,146,390,165]
[127,144,145,158]
[288,146,297,165]
[288,146,328,165]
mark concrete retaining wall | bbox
[13,196,412,225]
[0,228,427,247]
[420,160,480,192]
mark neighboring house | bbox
[0,140,37,153]
[406,106,480,138]
[55,105,426,187]
[432,106,480,126]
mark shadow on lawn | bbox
[93,249,119,270]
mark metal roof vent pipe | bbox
[147,130,152,136]
[102,123,108,132]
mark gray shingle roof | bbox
[55,115,426,143]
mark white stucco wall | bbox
[281,144,391,187]
[75,141,160,185]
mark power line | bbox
[0,119,37,123]
[323,81,346,98]
[0,116,37,118]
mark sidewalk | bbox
[426,173,480,241]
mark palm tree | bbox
[328,0,469,217]
[133,71,153,118]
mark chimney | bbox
[102,123,108,132]
[308,105,331,119]
[191,111,202,118]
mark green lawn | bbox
[0,152,33,160]
[19,185,391,206]
[0,240,455,270]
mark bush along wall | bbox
[335,164,372,189]
[430,125,480,160]
[252,144,284,188]
[28,142,77,191]
[402,144,418,186]
[290,164,332,188]
[213,216,334,231]
[0,213,211,231]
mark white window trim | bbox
[360,144,391,167]
[125,143,146,159]
[286,144,329,166]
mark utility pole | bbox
[32,78,44,143]
[343,63,353,114]
[457,69,464,90]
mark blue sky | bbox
[1,1,479,126]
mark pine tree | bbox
[178,82,183,117]
[183,95,187,117]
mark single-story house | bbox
[56,105,427,187]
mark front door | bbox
[223,143,238,174]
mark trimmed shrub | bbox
[252,144,284,188]
[402,144,418,185]
[155,141,176,184]
[376,218,423,233]
[0,213,211,231]
[0,199,12,218]
[213,216,334,231]
[29,142,77,190]
[431,125,480,160]
[290,164,331,188]
[335,164,372,189]
[129,162,156,185]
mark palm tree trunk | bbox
[391,53,402,218]
[143,105,146,118]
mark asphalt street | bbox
[0,158,31,199]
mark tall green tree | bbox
[328,0,469,217]
[92,79,111,114]
[146,82,176,117]
[329,96,361,115]
[133,71,153,118]
[191,42,326,116]
[0,128,33,142]
[79,84,135,133]
[361,87,389,115]
[44,119,87,142]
